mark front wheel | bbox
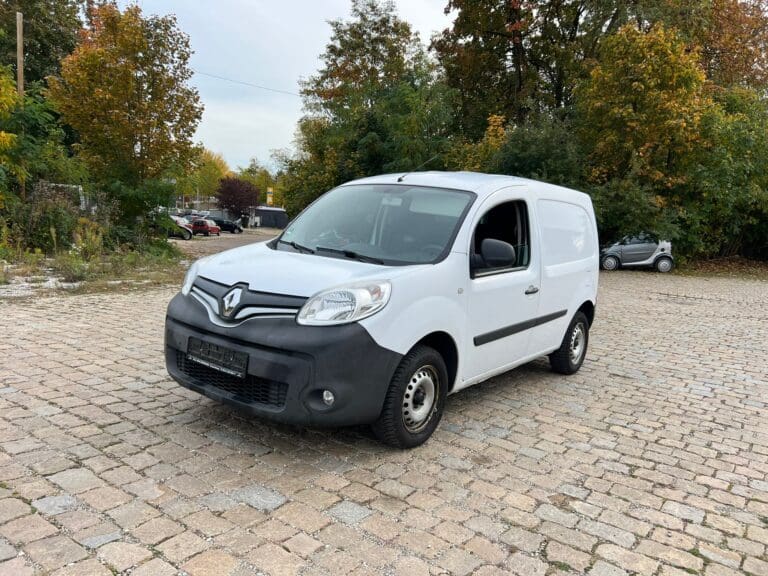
[655,256,673,273]
[372,345,448,448]
[549,311,589,375]
[601,255,619,271]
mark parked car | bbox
[165,172,599,447]
[191,219,221,236]
[170,216,193,240]
[600,233,674,272]
[213,218,243,234]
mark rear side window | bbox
[538,199,595,266]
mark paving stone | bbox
[97,541,153,571]
[327,500,373,524]
[50,558,113,576]
[24,535,88,571]
[0,514,57,544]
[131,516,184,544]
[183,549,241,576]
[505,551,548,576]
[230,484,286,511]
[0,557,34,576]
[284,532,323,557]
[156,530,210,563]
[47,468,104,494]
[0,499,30,524]
[248,542,304,576]
[0,542,14,562]
[130,557,178,576]
[32,494,78,516]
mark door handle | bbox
[525,285,539,295]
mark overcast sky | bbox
[116,0,453,171]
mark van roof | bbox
[344,171,590,204]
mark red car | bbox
[192,219,221,236]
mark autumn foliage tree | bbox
[216,177,259,221]
[48,4,202,188]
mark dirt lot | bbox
[171,228,279,260]
[1,234,767,576]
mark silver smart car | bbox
[600,233,674,272]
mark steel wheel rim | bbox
[658,259,671,272]
[402,365,439,433]
[570,323,586,364]
[603,257,617,270]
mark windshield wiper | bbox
[315,246,384,265]
[278,239,315,254]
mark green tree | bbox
[176,149,230,206]
[0,0,83,85]
[47,4,202,188]
[280,0,458,215]
[576,25,709,187]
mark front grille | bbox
[176,351,287,408]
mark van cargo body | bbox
[165,172,599,447]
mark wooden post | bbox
[16,12,23,99]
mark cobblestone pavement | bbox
[1,269,767,576]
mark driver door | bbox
[464,190,540,380]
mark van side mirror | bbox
[480,238,516,268]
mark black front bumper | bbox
[164,293,402,427]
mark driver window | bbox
[471,200,530,275]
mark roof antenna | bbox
[397,154,441,183]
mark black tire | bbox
[372,345,448,448]
[655,256,673,273]
[235,228,243,234]
[601,255,619,271]
[549,311,589,375]
[205,231,210,237]
[182,230,192,241]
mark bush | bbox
[52,251,89,282]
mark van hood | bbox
[195,241,418,297]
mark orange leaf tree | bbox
[48,4,202,188]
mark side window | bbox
[471,200,530,276]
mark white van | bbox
[165,172,599,447]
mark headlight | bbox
[181,260,201,296]
[297,281,391,325]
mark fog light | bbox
[322,390,335,406]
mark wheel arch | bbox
[413,331,459,393]
[577,300,595,327]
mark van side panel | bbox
[530,198,599,355]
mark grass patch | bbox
[550,561,573,572]
[4,240,185,294]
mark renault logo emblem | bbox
[221,287,242,318]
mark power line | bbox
[192,70,302,97]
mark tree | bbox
[0,0,83,86]
[216,177,259,220]
[576,25,709,187]
[239,158,281,206]
[176,148,230,205]
[0,66,18,206]
[280,0,458,215]
[47,4,202,187]
[302,0,421,117]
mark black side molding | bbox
[474,309,568,346]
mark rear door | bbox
[464,189,540,380]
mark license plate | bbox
[187,337,248,378]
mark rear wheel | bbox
[372,345,448,448]
[601,255,619,271]
[181,229,192,240]
[549,312,589,375]
[655,256,673,273]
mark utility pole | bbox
[16,12,23,99]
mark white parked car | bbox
[165,172,599,447]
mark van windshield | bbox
[276,184,475,265]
